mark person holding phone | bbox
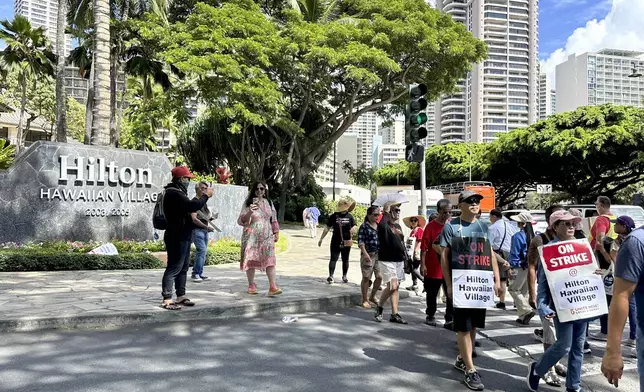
[318,198,357,284]
[190,181,218,282]
[238,182,282,296]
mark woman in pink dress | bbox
[237,182,282,296]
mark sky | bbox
[1,0,644,83]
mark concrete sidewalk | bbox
[0,226,413,332]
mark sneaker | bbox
[389,313,408,324]
[624,338,636,348]
[374,306,383,323]
[554,363,567,377]
[327,276,334,284]
[583,341,592,355]
[268,287,282,296]
[425,316,437,326]
[200,275,211,281]
[495,302,506,310]
[590,331,608,341]
[474,341,481,348]
[191,274,203,282]
[533,329,544,343]
[406,284,418,291]
[454,356,466,373]
[464,369,484,391]
[444,321,454,331]
[342,276,349,283]
[543,370,561,387]
[526,362,540,392]
[247,283,258,295]
[472,349,478,358]
[518,311,536,325]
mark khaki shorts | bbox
[540,315,557,345]
[361,252,381,279]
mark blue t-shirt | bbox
[439,218,490,268]
[614,227,644,330]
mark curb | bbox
[0,289,412,333]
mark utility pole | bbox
[332,141,337,201]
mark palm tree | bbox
[288,0,340,23]
[0,16,55,154]
[67,32,94,143]
[55,0,68,143]
[91,0,112,146]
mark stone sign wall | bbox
[0,142,247,243]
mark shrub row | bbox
[0,251,163,272]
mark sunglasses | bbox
[256,187,266,191]
[463,198,481,205]
[370,213,380,217]
[557,221,576,228]
[410,218,418,223]
[392,208,401,213]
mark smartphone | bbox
[252,197,259,205]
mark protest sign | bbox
[88,243,119,255]
[451,236,495,308]
[538,239,608,323]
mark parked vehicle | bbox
[503,209,547,234]
[562,204,644,229]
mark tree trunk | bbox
[109,52,118,146]
[55,0,68,143]
[278,140,296,222]
[16,75,28,154]
[84,51,95,144]
[90,0,112,146]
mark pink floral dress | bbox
[237,199,279,271]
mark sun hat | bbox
[548,210,582,230]
[459,190,484,203]
[171,166,195,178]
[403,215,427,229]
[617,216,636,233]
[335,199,356,213]
[510,212,533,224]
[383,201,402,213]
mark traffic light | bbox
[405,83,428,163]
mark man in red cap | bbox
[160,166,213,310]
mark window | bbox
[485,12,508,19]
[0,127,8,139]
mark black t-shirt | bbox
[327,212,355,248]
[377,215,407,262]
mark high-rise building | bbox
[538,73,554,120]
[551,89,556,114]
[379,118,404,145]
[63,66,126,106]
[14,0,72,56]
[435,0,539,144]
[314,133,358,184]
[345,111,378,168]
[556,49,644,113]
[375,144,406,169]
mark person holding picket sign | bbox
[440,190,501,391]
[527,210,606,392]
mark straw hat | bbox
[403,215,427,229]
[335,199,356,213]
[510,212,533,224]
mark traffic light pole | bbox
[420,155,427,218]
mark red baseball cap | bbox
[171,166,195,178]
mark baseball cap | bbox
[548,210,582,230]
[617,216,636,232]
[459,190,484,203]
[171,166,195,178]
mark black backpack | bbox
[152,190,167,230]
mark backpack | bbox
[152,190,168,230]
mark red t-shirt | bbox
[421,220,444,279]
[590,215,611,249]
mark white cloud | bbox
[541,0,644,83]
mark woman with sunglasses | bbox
[527,210,603,392]
[358,206,383,308]
[238,182,282,296]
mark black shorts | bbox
[453,307,486,332]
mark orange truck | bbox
[427,181,496,213]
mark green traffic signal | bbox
[411,112,428,126]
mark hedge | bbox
[0,251,163,272]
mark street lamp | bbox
[629,62,643,78]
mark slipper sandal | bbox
[176,298,195,307]
[160,303,182,310]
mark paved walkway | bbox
[0,226,412,331]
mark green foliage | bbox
[140,0,487,192]
[324,198,366,225]
[267,175,328,222]
[0,71,56,130]
[374,105,644,206]
[0,251,162,272]
[341,160,375,187]
[67,97,87,142]
[0,139,16,169]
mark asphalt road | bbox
[1,296,640,392]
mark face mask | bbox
[181,179,190,188]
